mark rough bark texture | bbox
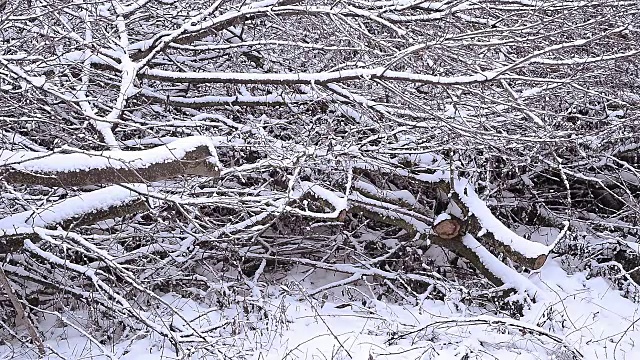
[1,145,220,187]
[0,198,149,255]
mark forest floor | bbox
[2,254,639,360]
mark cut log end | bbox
[533,254,548,270]
[337,209,347,222]
[433,219,461,240]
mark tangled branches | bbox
[0,0,639,356]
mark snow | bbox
[607,109,625,119]
[349,163,551,262]
[454,178,551,258]
[626,241,640,253]
[356,162,550,260]
[520,86,543,98]
[349,191,432,233]
[144,67,498,85]
[0,184,147,233]
[299,181,348,213]
[434,212,452,224]
[462,234,544,300]
[354,180,417,205]
[0,130,48,152]
[5,258,639,359]
[245,0,283,8]
[0,136,221,173]
[517,225,561,246]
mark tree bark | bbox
[1,143,220,187]
[0,187,149,255]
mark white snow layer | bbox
[0,136,221,173]
[0,184,147,233]
[4,258,639,360]
[454,178,551,258]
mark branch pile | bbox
[0,0,639,356]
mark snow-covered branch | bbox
[1,0,639,357]
[1,136,221,187]
[0,185,148,253]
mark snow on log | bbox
[0,185,148,254]
[460,235,545,301]
[0,136,221,187]
[349,186,536,296]
[354,164,551,269]
[427,232,544,300]
[404,218,544,299]
[453,179,550,269]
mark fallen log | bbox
[0,185,149,254]
[350,204,543,299]
[0,136,221,187]
[353,166,550,270]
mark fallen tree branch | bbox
[0,185,149,254]
[389,315,583,359]
[0,266,45,355]
[353,165,551,269]
[141,66,498,86]
[346,193,536,296]
[1,136,221,187]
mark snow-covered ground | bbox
[2,257,638,360]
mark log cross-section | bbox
[433,219,462,239]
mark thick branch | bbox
[0,185,149,254]
[350,205,542,298]
[354,166,550,269]
[1,136,221,187]
[429,180,551,270]
[141,67,497,86]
